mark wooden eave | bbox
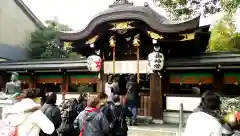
[0,58,87,71]
[1,52,240,71]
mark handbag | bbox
[57,110,72,133]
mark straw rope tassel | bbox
[113,47,116,74]
[137,46,140,83]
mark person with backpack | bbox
[73,96,110,136]
[39,92,62,136]
[0,88,55,136]
[58,98,78,136]
[125,74,140,126]
[109,95,133,136]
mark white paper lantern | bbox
[87,55,102,72]
[148,52,164,71]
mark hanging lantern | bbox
[109,36,116,47]
[87,55,102,72]
[109,36,116,74]
[148,51,164,71]
[133,35,140,47]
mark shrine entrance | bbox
[59,0,210,121]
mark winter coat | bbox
[2,98,55,136]
[73,107,110,136]
[125,75,140,108]
[76,101,87,114]
[39,103,62,136]
[112,103,133,136]
[184,112,222,136]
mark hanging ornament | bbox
[87,55,102,72]
[109,36,116,48]
[133,34,140,47]
[109,36,116,74]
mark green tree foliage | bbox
[29,19,73,59]
[156,0,239,21]
[207,15,240,52]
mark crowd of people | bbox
[0,74,140,136]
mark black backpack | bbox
[109,105,125,135]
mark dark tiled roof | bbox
[14,0,44,29]
[1,52,240,71]
[0,44,29,60]
[0,58,87,70]
[60,4,200,40]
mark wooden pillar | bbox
[32,73,37,88]
[150,72,164,122]
[213,70,224,92]
[62,73,68,100]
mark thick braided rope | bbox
[136,46,140,83]
[112,47,116,74]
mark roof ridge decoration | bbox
[109,0,133,8]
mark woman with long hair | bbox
[184,91,222,136]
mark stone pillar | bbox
[150,72,164,123]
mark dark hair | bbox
[129,74,137,82]
[97,92,108,100]
[78,93,88,103]
[22,88,36,99]
[201,91,221,111]
[108,75,114,84]
[87,96,100,108]
[113,95,120,103]
[45,92,57,105]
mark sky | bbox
[23,0,239,31]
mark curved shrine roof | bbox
[60,2,200,41]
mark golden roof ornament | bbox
[110,21,134,30]
[180,33,195,41]
[85,35,99,44]
[63,42,72,49]
[147,31,163,40]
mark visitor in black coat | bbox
[125,75,140,126]
[39,92,62,136]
